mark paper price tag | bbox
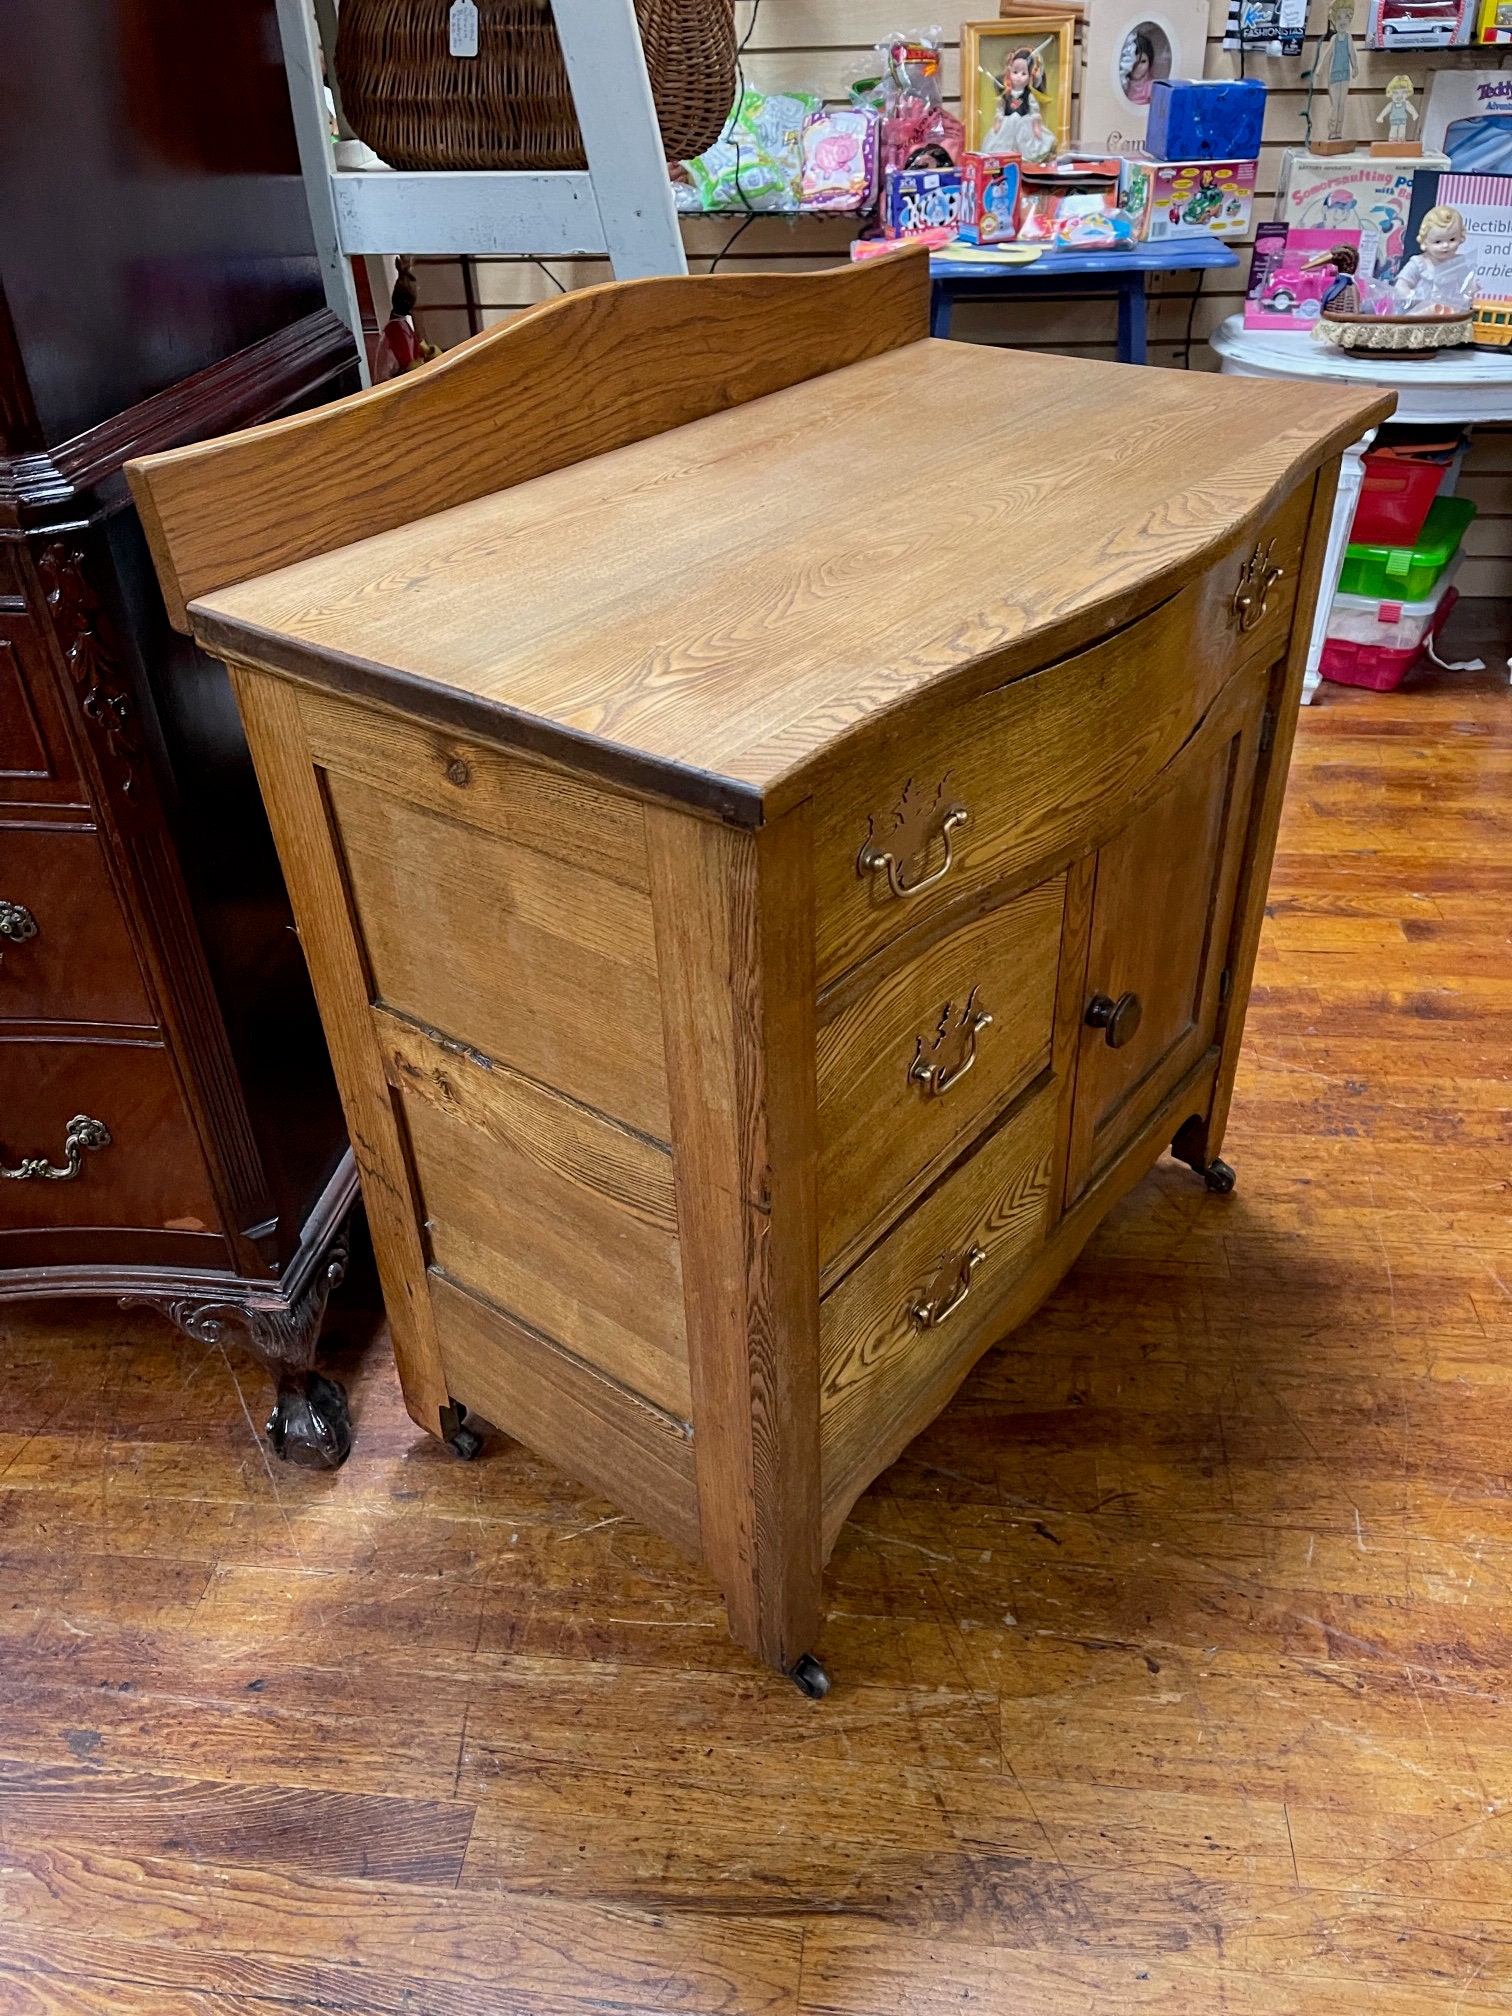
[449,0,479,58]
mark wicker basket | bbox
[335,0,737,172]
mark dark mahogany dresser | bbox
[0,0,362,1463]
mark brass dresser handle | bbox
[1,1113,112,1182]
[0,901,37,944]
[910,1244,986,1330]
[859,803,969,900]
[1085,990,1143,1050]
[1231,539,1284,634]
[909,989,993,1097]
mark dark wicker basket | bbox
[335,0,737,172]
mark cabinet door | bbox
[1064,662,1268,1203]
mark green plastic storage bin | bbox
[1337,495,1476,602]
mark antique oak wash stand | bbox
[129,251,1390,1692]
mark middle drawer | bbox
[817,872,1064,1276]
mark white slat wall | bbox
[411,1,1511,595]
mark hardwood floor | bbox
[1,661,1509,2014]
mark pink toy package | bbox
[1244,225,1364,330]
[800,109,878,211]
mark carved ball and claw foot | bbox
[789,1653,832,1699]
[268,1372,353,1469]
[123,1222,352,1468]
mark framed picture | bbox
[962,17,1076,162]
[1077,0,1210,152]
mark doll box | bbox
[958,154,1022,243]
[1273,150,1448,280]
[1145,78,1267,161]
[1140,158,1257,238]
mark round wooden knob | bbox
[1085,991,1142,1049]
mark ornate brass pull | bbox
[910,1244,986,1330]
[0,901,37,944]
[1,1113,112,1182]
[1085,990,1143,1050]
[909,988,993,1097]
[858,803,969,900]
[1231,539,1285,634]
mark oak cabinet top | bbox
[129,254,1390,823]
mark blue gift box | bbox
[1145,79,1266,162]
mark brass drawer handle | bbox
[909,988,993,1097]
[859,803,968,900]
[910,1244,986,1330]
[0,901,37,944]
[1086,990,1142,1049]
[1232,539,1284,634]
[1,1113,112,1182]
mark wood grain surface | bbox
[647,803,823,1673]
[380,1008,690,1420]
[125,252,931,630]
[0,660,1509,2011]
[325,768,672,1141]
[817,874,1064,1280]
[182,338,1388,818]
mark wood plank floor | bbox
[2,660,1510,2014]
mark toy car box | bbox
[1145,78,1267,161]
[1139,157,1258,238]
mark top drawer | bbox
[811,483,1310,986]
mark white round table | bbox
[1210,315,1512,700]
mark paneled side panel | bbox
[0,623,85,807]
[324,772,671,1141]
[378,1008,691,1420]
[432,1270,701,1559]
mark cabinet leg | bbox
[1170,1116,1237,1195]
[267,1371,353,1468]
[439,1398,486,1461]
[124,1217,354,1466]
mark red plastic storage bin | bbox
[1319,586,1457,691]
[1349,444,1453,547]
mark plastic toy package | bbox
[676,89,820,212]
[800,109,878,211]
[877,29,964,178]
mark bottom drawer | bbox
[819,1076,1056,1509]
[0,1038,220,1233]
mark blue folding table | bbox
[929,238,1240,366]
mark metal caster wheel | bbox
[789,1653,831,1699]
[1204,1158,1237,1195]
[439,1399,485,1461]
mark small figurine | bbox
[373,260,439,382]
[1301,0,1358,147]
[1377,75,1418,149]
[1305,242,1362,314]
[1394,204,1476,315]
